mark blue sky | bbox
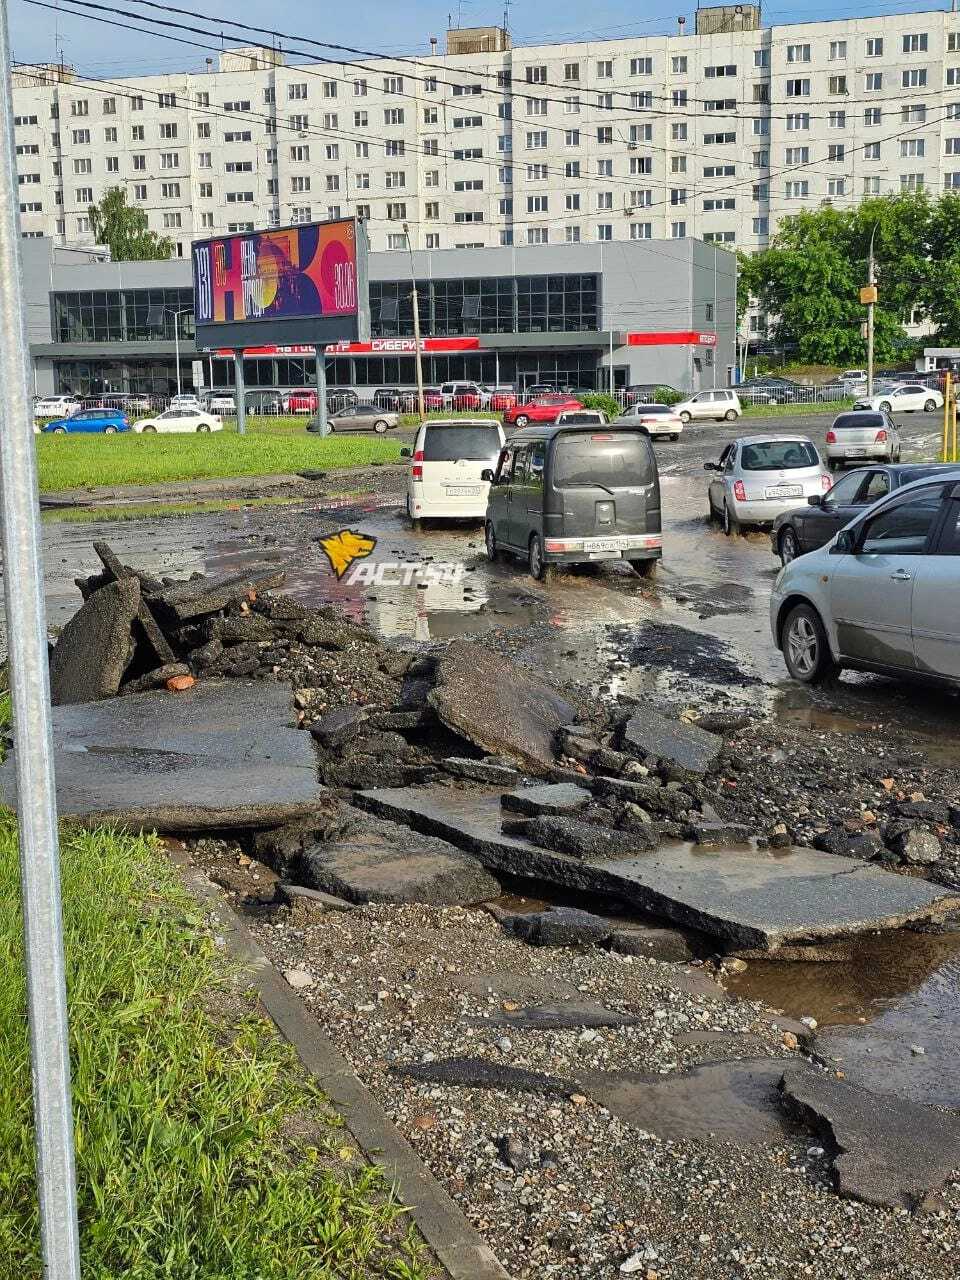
[8,0,953,73]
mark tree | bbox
[87,187,174,261]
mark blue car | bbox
[41,408,130,434]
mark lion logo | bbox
[318,528,377,579]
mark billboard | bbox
[192,217,368,350]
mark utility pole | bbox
[862,224,879,397]
[403,223,426,422]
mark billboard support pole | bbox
[314,346,330,436]
[234,350,246,435]
[0,0,82,1272]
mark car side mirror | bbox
[807,494,823,507]
[703,461,718,471]
[832,529,856,555]
[399,447,411,458]
[481,468,494,483]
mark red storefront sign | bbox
[325,337,482,355]
[626,331,718,347]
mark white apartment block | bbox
[10,5,960,269]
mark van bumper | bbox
[543,533,662,563]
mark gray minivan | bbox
[482,422,662,580]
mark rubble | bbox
[49,576,141,704]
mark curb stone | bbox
[173,853,512,1280]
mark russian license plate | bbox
[845,448,864,457]
[445,485,481,497]
[764,485,802,499]
[590,537,622,552]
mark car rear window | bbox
[553,432,654,488]
[740,440,820,471]
[834,413,884,431]
[635,404,671,414]
[421,425,502,461]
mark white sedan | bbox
[35,394,81,419]
[616,402,684,440]
[855,383,943,414]
[133,408,222,434]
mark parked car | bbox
[855,383,944,414]
[423,386,446,411]
[309,404,399,434]
[503,394,583,428]
[616,402,684,440]
[824,409,900,470]
[326,386,359,412]
[705,435,831,535]
[555,409,608,425]
[284,388,319,414]
[207,393,236,414]
[42,408,131,434]
[737,377,800,405]
[403,418,505,525]
[484,384,519,412]
[674,388,742,423]
[483,422,662,581]
[439,381,484,410]
[245,391,284,415]
[623,383,683,406]
[170,393,202,410]
[817,381,857,403]
[770,463,957,565]
[840,369,869,386]
[771,471,960,685]
[523,383,561,398]
[34,393,81,419]
[133,408,221,433]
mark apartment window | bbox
[452,83,482,97]
[497,135,513,152]
[629,222,652,240]
[159,122,178,139]
[672,89,688,107]
[563,62,580,81]
[596,60,613,78]
[829,76,847,95]
[630,188,653,206]
[565,193,580,211]
[454,146,482,160]
[753,84,769,103]
[827,177,846,196]
[630,57,652,75]
[703,232,735,244]
[228,222,255,232]
[425,233,440,248]
[70,99,89,116]
[263,87,275,105]
[631,91,653,109]
[17,172,40,184]
[705,97,736,112]
[385,202,406,220]
[385,140,405,157]
[223,101,250,113]
[672,55,687,73]
[705,132,736,145]
[785,180,809,198]
[670,188,687,205]
[14,144,38,155]
[421,106,438,127]
[786,79,810,97]
[196,122,210,139]
[950,33,960,52]
[160,153,179,169]
[354,141,370,159]
[497,71,511,88]
[706,165,736,178]
[947,137,960,155]
[454,211,483,224]
[198,182,213,198]
[753,118,770,135]
[903,104,927,123]
[497,197,512,214]
[162,212,182,229]
[354,172,370,189]
[289,207,311,224]
[322,81,338,99]
[597,126,613,144]
[133,155,146,171]
[73,158,92,174]
[829,40,847,60]
[671,155,687,173]
[565,129,580,147]
[949,69,960,87]
[198,152,211,169]
[289,144,309,162]
[752,216,769,237]
[786,43,810,63]
[864,176,881,194]
[903,70,927,88]
[526,131,547,150]
[703,197,735,211]
[752,182,768,199]
[596,191,613,211]
[266,178,278,195]
[291,175,311,193]
[706,63,737,78]
[565,161,581,178]
[785,147,808,165]
[354,78,367,96]
[71,128,90,145]
[454,114,483,130]
[565,226,581,243]
[528,194,548,213]
[597,92,614,110]
[75,187,93,203]
[19,202,42,214]
[864,142,881,160]
[157,92,176,108]
[630,156,652,176]
[76,216,91,233]
[322,113,338,129]
[160,181,180,197]
[903,33,928,53]
[356,203,371,218]
[527,163,548,179]
[384,171,404,189]
[865,73,883,91]
[670,221,686,238]
[526,65,547,83]
[901,138,925,157]
[384,108,404,126]
[225,131,253,142]
[672,122,687,142]
[225,191,254,203]
[596,224,612,242]
[866,37,883,57]
[946,173,960,189]
[786,114,809,132]
[13,114,37,126]
[829,110,846,129]
[527,227,548,244]
[754,48,769,68]
[500,167,513,183]
[901,173,925,191]
[864,107,882,126]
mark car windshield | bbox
[421,425,502,461]
[834,413,884,431]
[553,432,653,488]
[740,440,820,471]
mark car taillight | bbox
[822,473,833,491]
[825,430,836,444]
[733,480,746,502]
[875,429,887,442]
[412,449,424,480]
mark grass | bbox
[741,398,854,418]
[0,820,429,1279]
[42,495,313,524]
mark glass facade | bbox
[369,273,599,337]
[53,287,196,343]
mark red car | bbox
[284,388,318,414]
[503,394,583,428]
[488,387,519,412]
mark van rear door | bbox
[549,430,660,540]
[418,422,504,514]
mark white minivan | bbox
[404,418,506,525]
[674,388,742,423]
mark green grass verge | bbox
[741,399,854,418]
[37,425,402,492]
[0,821,428,1279]
[42,495,315,524]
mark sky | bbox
[8,0,955,74]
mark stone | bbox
[119,663,191,695]
[356,786,960,950]
[300,812,499,906]
[49,577,141,705]
[92,540,178,666]
[518,815,660,858]
[593,776,691,820]
[558,728,601,763]
[276,882,354,911]
[442,757,520,786]
[621,703,722,775]
[496,1135,529,1172]
[165,674,195,692]
[688,821,754,845]
[209,614,275,644]
[500,783,592,818]
[893,828,942,865]
[468,1001,644,1031]
[150,570,285,623]
[366,707,435,731]
[779,1068,960,1210]
[500,906,614,948]
[429,639,576,775]
[282,968,315,989]
[607,922,703,963]
[188,638,224,671]
[309,705,369,749]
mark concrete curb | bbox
[175,856,512,1280]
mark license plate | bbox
[764,485,802,499]
[445,485,481,497]
[591,537,622,552]
[845,448,864,457]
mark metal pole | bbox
[314,345,329,436]
[174,310,181,397]
[943,372,950,463]
[403,223,425,422]
[608,328,614,395]
[234,349,246,435]
[0,0,82,1272]
[867,225,877,398]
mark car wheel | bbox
[669,433,680,442]
[725,409,739,421]
[629,558,657,579]
[514,414,529,428]
[924,399,937,413]
[722,501,740,537]
[196,424,211,432]
[827,459,840,472]
[528,533,554,582]
[879,401,892,412]
[779,526,800,566]
[406,495,421,531]
[782,603,838,684]
[679,411,692,424]
[485,521,501,562]
[372,419,391,434]
[103,426,117,434]
[53,426,67,434]
[141,424,157,433]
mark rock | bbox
[366,707,435,731]
[469,1001,644,1031]
[310,705,370,748]
[779,1068,960,1209]
[208,614,275,644]
[188,638,224,670]
[504,906,614,948]
[593,776,691,820]
[782,1031,799,1050]
[49,578,141,705]
[607,922,702,963]
[150,570,285,623]
[891,827,942,865]
[687,821,754,845]
[500,783,592,818]
[275,882,354,911]
[518,815,659,858]
[591,746,630,773]
[621,703,722,775]
[442,757,520,785]
[429,639,577,775]
[166,674,195,692]
[495,1134,529,1171]
[282,968,315,989]
[558,727,601,763]
[119,663,191,695]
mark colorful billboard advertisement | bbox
[192,219,359,327]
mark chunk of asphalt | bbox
[276,882,355,911]
[517,814,660,858]
[310,705,369,749]
[687,821,755,846]
[92,539,177,665]
[466,1003,645,1031]
[499,906,615,947]
[393,1057,577,1096]
[442,757,520,786]
[593,776,692,820]
[120,663,191,695]
[149,570,285,623]
[428,638,576,775]
[779,1068,960,1210]
[500,783,592,818]
[621,703,722,775]
[49,577,141,705]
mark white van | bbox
[674,388,742,423]
[404,418,506,525]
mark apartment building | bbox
[10,7,960,262]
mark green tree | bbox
[87,186,174,261]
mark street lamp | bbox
[146,305,193,398]
[402,222,426,422]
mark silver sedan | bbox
[307,404,400,434]
[705,435,832,536]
